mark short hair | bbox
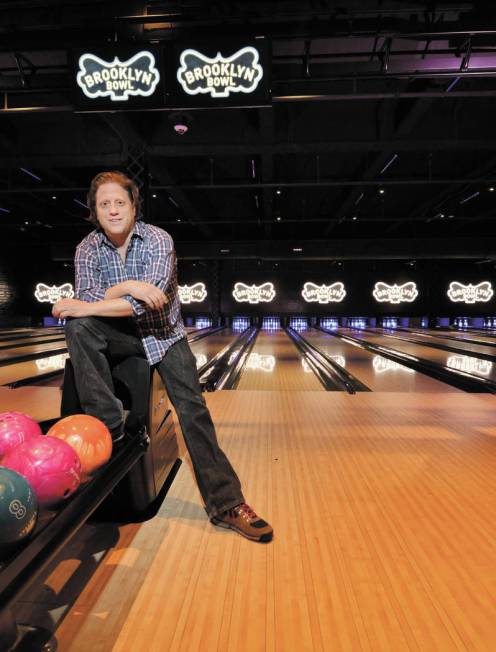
[86,171,141,226]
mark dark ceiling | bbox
[1,0,496,262]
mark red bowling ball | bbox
[0,411,42,460]
[2,436,82,507]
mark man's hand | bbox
[126,281,168,310]
[52,298,92,319]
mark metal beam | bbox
[147,178,496,191]
[148,139,496,158]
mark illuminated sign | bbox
[76,51,160,102]
[35,353,69,372]
[246,353,275,373]
[34,283,74,304]
[178,282,207,304]
[302,282,346,304]
[177,46,263,98]
[373,281,418,304]
[447,281,493,304]
[447,356,492,376]
[233,282,275,304]
[373,356,414,373]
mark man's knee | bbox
[64,317,99,342]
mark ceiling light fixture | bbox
[460,191,480,205]
[20,167,41,181]
[380,153,398,175]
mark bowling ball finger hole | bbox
[63,489,70,497]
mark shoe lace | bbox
[232,503,257,519]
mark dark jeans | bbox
[64,317,244,517]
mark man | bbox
[53,171,273,543]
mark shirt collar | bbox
[95,220,146,248]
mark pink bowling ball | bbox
[2,435,82,507]
[0,411,42,459]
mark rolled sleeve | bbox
[142,230,175,294]
[122,294,147,316]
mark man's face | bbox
[95,182,136,244]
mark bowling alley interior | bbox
[1,2,496,651]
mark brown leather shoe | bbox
[211,503,273,542]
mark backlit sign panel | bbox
[72,46,163,111]
[77,51,160,101]
[233,282,275,304]
[302,282,346,303]
[373,281,418,304]
[178,282,207,304]
[35,283,74,304]
[447,281,493,304]
[166,38,270,107]
[177,47,263,98]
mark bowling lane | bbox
[402,327,496,344]
[369,327,496,358]
[303,328,460,392]
[0,353,68,386]
[0,327,65,341]
[188,328,240,368]
[236,330,323,390]
[344,328,496,382]
[0,339,67,364]
[0,333,66,350]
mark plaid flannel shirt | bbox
[74,220,185,364]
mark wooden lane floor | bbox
[12,390,495,651]
[0,339,67,364]
[0,329,218,387]
[397,327,496,346]
[189,328,239,368]
[344,328,496,383]
[369,328,496,356]
[236,330,323,391]
[0,385,61,419]
[304,328,462,393]
[0,333,66,350]
[0,353,68,386]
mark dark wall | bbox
[2,251,495,325]
[0,245,73,326]
[180,259,496,317]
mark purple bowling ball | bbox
[0,411,42,459]
[2,436,82,507]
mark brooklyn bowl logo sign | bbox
[373,281,418,304]
[34,283,74,304]
[177,46,263,98]
[77,51,160,101]
[302,282,346,304]
[178,282,207,304]
[232,282,275,304]
[447,281,493,304]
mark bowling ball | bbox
[2,436,82,508]
[0,411,42,459]
[0,467,38,551]
[47,414,112,477]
